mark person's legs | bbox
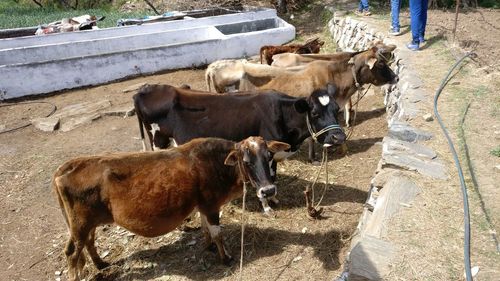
[408,0,422,49]
[359,0,369,11]
[419,0,428,42]
[391,0,401,31]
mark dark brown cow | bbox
[53,136,290,281]
[133,84,345,162]
[259,37,325,65]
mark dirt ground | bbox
[1,1,499,281]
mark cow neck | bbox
[235,151,253,188]
[351,65,361,89]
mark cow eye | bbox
[311,110,319,118]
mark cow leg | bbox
[345,100,352,127]
[200,212,233,265]
[85,228,109,270]
[65,233,86,281]
[200,213,216,252]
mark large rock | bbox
[383,136,437,159]
[388,121,433,142]
[382,153,447,179]
[52,100,111,119]
[364,176,420,238]
[32,100,111,132]
[60,113,101,132]
[349,235,396,281]
[31,117,60,132]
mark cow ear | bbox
[294,99,310,113]
[224,150,240,166]
[366,57,377,69]
[326,83,337,98]
[266,141,291,153]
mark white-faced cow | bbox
[53,136,290,281]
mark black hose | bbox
[0,101,57,134]
[460,102,500,253]
[433,52,473,281]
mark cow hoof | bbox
[205,242,218,253]
[310,160,321,166]
[96,260,110,270]
[263,209,276,218]
[222,255,235,266]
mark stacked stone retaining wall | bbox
[328,13,448,281]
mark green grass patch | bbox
[0,0,147,29]
[490,146,500,157]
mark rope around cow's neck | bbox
[345,85,371,141]
[310,147,330,211]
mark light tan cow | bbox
[238,45,398,126]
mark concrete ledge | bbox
[0,8,295,100]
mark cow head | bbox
[295,84,346,146]
[351,44,398,86]
[224,137,290,204]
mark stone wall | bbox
[328,14,448,281]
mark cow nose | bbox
[259,185,277,198]
[331,131,346,144]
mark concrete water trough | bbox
[0,7,295,100]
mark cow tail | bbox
[52,169,70,228]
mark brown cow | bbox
[259,37,325,65]
[239,44,398,126]
[53,136,290,281]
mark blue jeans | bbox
[358,0,369,11]
[391,0,401,30]
[409,0,428,43]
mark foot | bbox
[406,41,420,51]
[419,37,426,44]
[95,260,110,270]
[363,10,372,16]
[222,254,235,266]
[388,27,401,36]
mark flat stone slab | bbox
[388,121,433,142]
[383,136,437,160]
[382,153,448,179]
[31,117,60,132]
[32,100,111,132]
[102,106,135,117]
[364,176,420,238]
[122,83,146,93]
[349,235,396,280]
[60,113,101,132]
[52,100,111,119]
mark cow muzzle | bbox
[324,129,346,146]
[257,185,277,199]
